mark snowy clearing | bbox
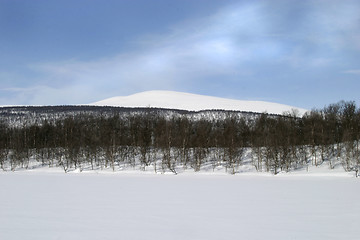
[0,171,359,240]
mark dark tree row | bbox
[0,101,359,175]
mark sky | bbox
[0,0,360,109]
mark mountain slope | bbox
[91,90,308,115]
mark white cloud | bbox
[26,4,271,104]
[343,69,360,75]
[305,0,360,51]
[4,0,360,106]
[0,85,95,105]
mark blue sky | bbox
[1,0,360,109]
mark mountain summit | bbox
[90,90,307,115]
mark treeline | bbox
[0,105,257,128]
[0,101,359,175]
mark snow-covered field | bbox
[91,90,308,115]
[1,170,359,240]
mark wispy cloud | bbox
[343,69,360,75]
[24,2,287,104]
[2,0,360,106]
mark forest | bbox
[0,101,359,175]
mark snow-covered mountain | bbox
[91,90,308,115]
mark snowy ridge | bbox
[91,90,308,115]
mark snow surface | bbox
[0,170,359,240]
[91,90,308,115]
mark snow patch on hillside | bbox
[90,90,308,115]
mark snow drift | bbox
[91,90,308,115]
